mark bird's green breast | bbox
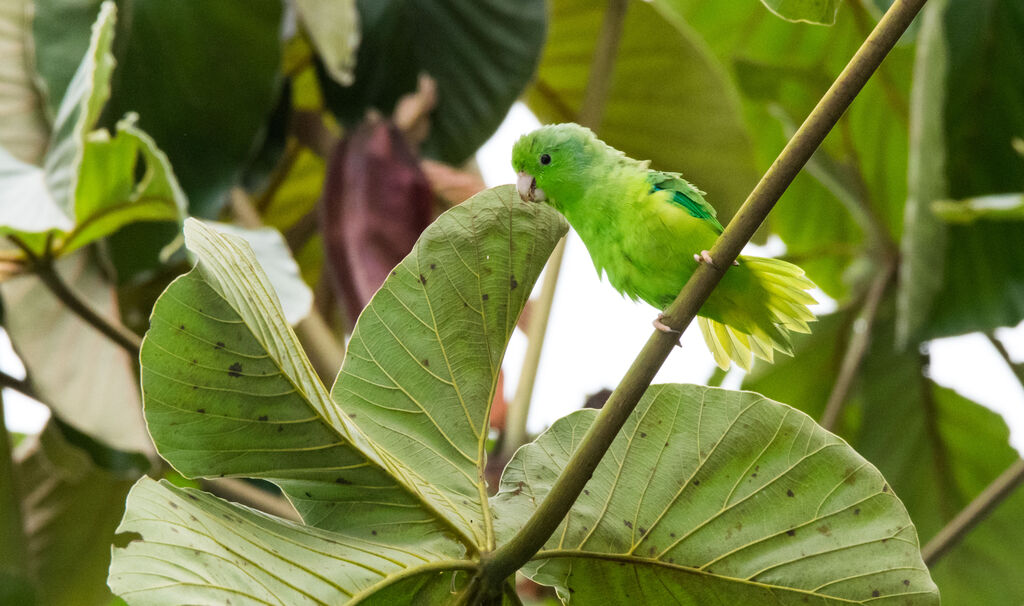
[554,167,722,309]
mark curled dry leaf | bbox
[320,116,435,323]
[421,159,487,206]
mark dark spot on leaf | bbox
[639,527,647,536]
[787,489,794,497]
[349,413,357,418]
[191,359,197,365]
[903,579,910,586]
[482,293,489,301]
[624,520,633,529]
[786,529,795,537]
[430,263,436,270]
[187,494,199,501]
[423,359,430,367]
[189,515,198,522]
[854,508,861,515]
[882,538,888,543]
[882,484,889,492]
[171,527,178,533]
[197,408,206,414]
[463,301,468,307]
[192,385,198,390]
[751,473,758,478]
[371,530,377,535]
[169,501,178,509]
[668,558,674,563]
[817,525,831,536]
[304,492,312,498]
[335,477,352,485]
[670,532,675,538]
[583,489,589,496]
[179,324,185,330]
[872,590,880,598]
[391,270,397,277]
[215,341,225,349]
[693,480,700,486]
[640,432,647,438]
[648,546,655,555]
[228,362,243,377]
[258,415,268,421]
[277,425,284,432]
[419,274,427,285]
[510,276,518,289]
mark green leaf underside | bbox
[140,187,565,556]
[109,477,477,606]
[333,185,567,549]
[526,0,759,220]
[141,219,465,549]
[493,385,937,604]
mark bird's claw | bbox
[693,250,739,268]
[653,313,683,348]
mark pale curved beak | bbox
[516,171,546,202]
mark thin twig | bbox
[0,370,36,402]
[199,478,300,522]
[820,260,895,430]
[922,458,1024,565]
[474,0,928,595]
[502,240,566,459]
[501,0,627,460]
[0,394,29,579]
[8,235,142,358]
[986,332,1024,387]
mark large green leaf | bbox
[898,0,1024,341]
[332,185,566,549]
[12,420,138,606]
[0,250,152,453]
[0,2,186,258]
[136,185,564,546]
[0,0,49,164]
[322,0,544,165]
[527,0,758,220]
[493,384,938,604]
[31,0,101,117]
[110,477,482,606]
[102,0,282,217]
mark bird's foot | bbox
[692,250,739,268]
[652,313,682,348]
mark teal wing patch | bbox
[648,171,724,233]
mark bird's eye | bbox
[539,153,551,165]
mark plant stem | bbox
[985,332,1024,387]
[7,235,143,358]
[501,0,626,460]
[475,0,928,594]
[922,458,1024,566]
[502,239,566,459]
[820,260,894,430]
[0,370,36,402]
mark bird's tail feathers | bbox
[698,256,816,371]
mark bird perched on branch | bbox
[512,123,816,370]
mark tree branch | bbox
[8,236,142,358]
[922,458,1024,566]
[0,370,37,402]
[475,0,928,594]
[820,260,895,430]
[986,332,1024,388]
[0,395,29,583]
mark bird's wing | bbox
[647,170,725,234]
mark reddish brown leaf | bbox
[320,116,436,323]
[420,159,487,206]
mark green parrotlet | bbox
[512,123,816,370]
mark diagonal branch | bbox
[922,458,1024,566]
[986,332,1024,388]
[474,0,929,595]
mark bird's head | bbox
[511,123,595,206]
